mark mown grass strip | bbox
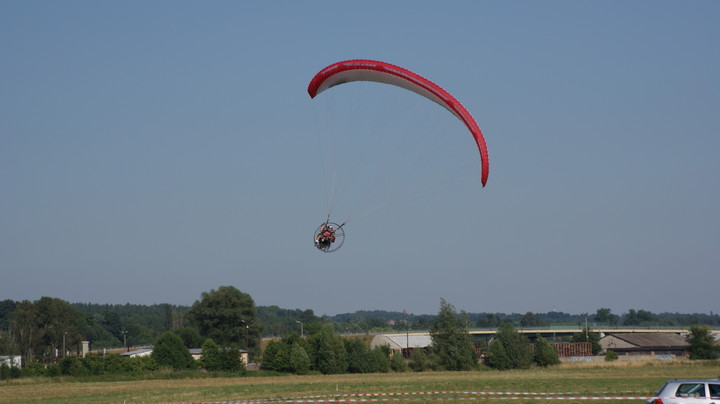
[1,360,718,404]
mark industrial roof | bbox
[370,334,432,350]
[608,332,689,347]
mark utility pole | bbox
[404,309,409,359]
[296,320,304,337]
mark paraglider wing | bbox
[308,59,489,187]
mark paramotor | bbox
[313,221,345,253]
[308,59,490,253]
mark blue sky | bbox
[1,1,718,316]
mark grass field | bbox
[1,360,719,404]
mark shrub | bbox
[687,325,719,360]
[21,360,47,377]
[429,299,477,371]
[261,340,288,372]
[311,325,347,374]
[9,365,21,378]
[152,331,195,370]
[218,346,244,373]
[533,336,560,367]
[102,354,131,373]
[82,353,105,375]
[129,355,159,372]
[345,338,373,373]
[409,349,433,372]
[487,338,511,370]
[60,356,89,377]
[173,327,203,349]
[201,339,223,371]
[570,327,602,355]
[487,323,532,370]
[45,364,61,377]
[288,343,311,375]
[60,356,80,376]
[0,363,9,380]
[369,346,390,373]
[605,350,618,361]
[390,352,408,372]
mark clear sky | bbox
[1,1,718,317]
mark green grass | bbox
[1,360,719,404]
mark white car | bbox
[647,379,720,404]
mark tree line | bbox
[3,296,716,358]
[1,286,719,380]
[231,298,566,375]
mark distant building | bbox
[189,348,249,365]
[370,333,433,358]
[189,348,203,360]
[120,348,153,358]
[599,332,690,358]
[552,342,592,358]
[121,347,248,365]
[0,355,21,369]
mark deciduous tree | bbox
[570,327,601,355]
[201,339,223,371]
[429,299,477,371]
[519,312,545,328]
[533,335,560,367]
[288,343,311,374]
[261,340,288,372]
[152,331,195,370]
[10,297,80,364]
[594,308,619,326]
[487,336,511,370]
[487,322,532,370]
[309,324,347,374]
[187,286,260,356]
[687,325,719,360]
[409,348,432,372]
